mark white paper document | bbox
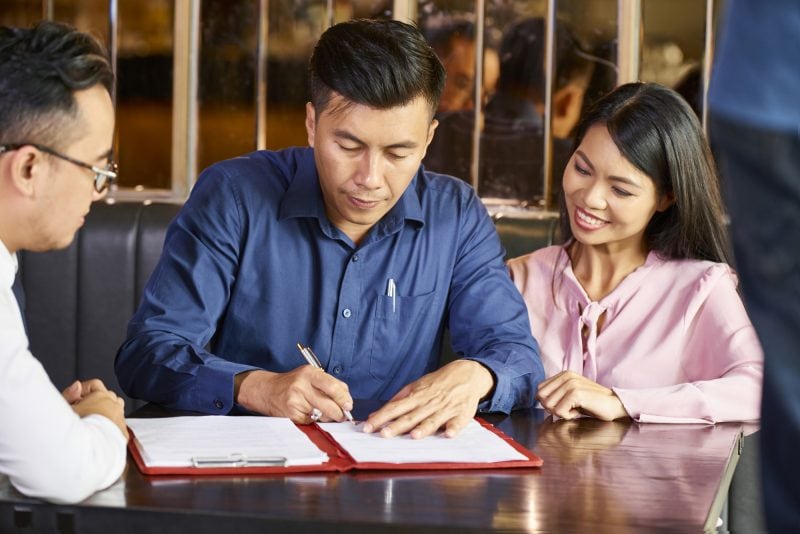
[317,420,528,464]
[127,416,329,467]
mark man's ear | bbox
[552,84,585,139]
[3,146,42,197]
[305,102,317,148]
[424,118,439,152]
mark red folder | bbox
[128,417,543,476]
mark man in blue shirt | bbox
[116,19,544,439]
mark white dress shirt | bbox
[0,240,126,503]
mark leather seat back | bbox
[17,201,181,410]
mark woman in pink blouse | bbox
[507,83,762,424]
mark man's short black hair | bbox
[309,19,445,118]
[0,20,114,149]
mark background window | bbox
[0,0,721,212]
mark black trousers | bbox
[712,114,800,533]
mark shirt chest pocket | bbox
[369,286,438,381]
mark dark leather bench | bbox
[16,200,181,411]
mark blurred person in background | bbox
[424,17,594,205]
[709,1,800,530]
[426,20,499,114]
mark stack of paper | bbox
[127,416,329,468]
[317,420,529,464]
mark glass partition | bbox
[641,0,706,118]
[418,0,481,192]
[115,0,174,190]
[197,0,257,173]
[263,0,326,151]
[53,0,109,43]
[421,0,617,210]
[0,0,41,27]
[0,0,719,207]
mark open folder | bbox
[126,416,543,476]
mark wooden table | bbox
[0,405,743,533]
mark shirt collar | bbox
[0,238,18,290]
[278,148,327,221]
[278,148,426,236]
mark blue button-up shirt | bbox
[116,147,543,414]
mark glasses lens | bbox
[95,173,108,193]
[95,162,118,193]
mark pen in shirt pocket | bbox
[386,278,396,313]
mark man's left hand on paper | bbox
[362,359,494,439]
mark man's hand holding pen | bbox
[234,367,354,425]
[296,343,355,423]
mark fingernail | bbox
[362,423,373,433]
[381,428,393,438]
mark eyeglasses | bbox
[0,143,118,193]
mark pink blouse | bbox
[507,246,763,423]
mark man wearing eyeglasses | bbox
[0,21,127,503]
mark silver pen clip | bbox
[191,453,286,468]
[387,278,396,313]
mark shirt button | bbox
[333,365,343,375]
[352,254,359,262]
[342,308,352,318]
[213,399,224,410]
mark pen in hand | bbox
[296,342,355,424]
